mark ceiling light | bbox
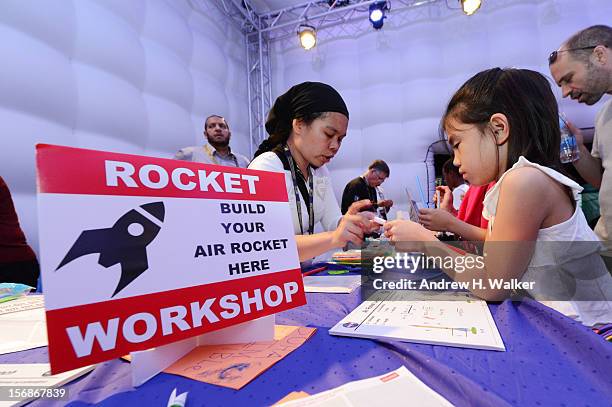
[298,25,316,50]
[369,1,389,30]
[460,0,482,15]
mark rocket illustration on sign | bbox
[56,202,165,296]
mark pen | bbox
[302,266,327,277]
[415,175,428,208]
[593,324,612,335]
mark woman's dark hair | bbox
[253,112,327,158]
[440,68,561,174]
[253,81,349,158]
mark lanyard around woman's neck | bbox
[284,145,314,235]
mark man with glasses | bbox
[549,25,612,250]
[341,159,393,219]
[174,115,250,168]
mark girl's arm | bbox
[386,168,553,301]
[448,218,487,241]
[418,208,487,241]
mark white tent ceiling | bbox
[250,0,309,13]
[242,0,611,219]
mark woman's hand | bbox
[346,199,373,215]
[331,212,375,247]
[435,186,453,212]
[344,199,380,234]
[378,199,394,209]
[418,208,456,232]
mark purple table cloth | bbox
[2,291,611,407]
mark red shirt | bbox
[456,182,496,229]
[0,176,36,263]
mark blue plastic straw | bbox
[415,175,428,207]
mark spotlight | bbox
[298,24,316,50]
[327,0,350,6]
[369,1,389,30]
[460,0,481,15]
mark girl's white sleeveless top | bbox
[483,156,612,326]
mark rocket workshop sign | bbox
[36,144,305,374]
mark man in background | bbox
[341,160,393,219]
[175,115,250,168]
[549,25,612,251]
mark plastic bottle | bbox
[559,115,580,164]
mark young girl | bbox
[249,81,376,262]
[384,68,612,326]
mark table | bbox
[2,289,611,406]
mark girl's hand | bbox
[418,208,456,232]
[383,219,437,242]
[435,186,453,212]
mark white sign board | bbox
[36,144,305,374]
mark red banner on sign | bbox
[36,144,288,202]
[46,269,305,374]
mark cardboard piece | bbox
[164,325,316,389]
[273,392,310,405]
[130,315,275,386]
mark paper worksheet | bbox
[277,365,453,407]
[0,296,44,315]
[0,364,94,407]
[0,296,47,355]
[329,290,505,351]
[303,275,361,293]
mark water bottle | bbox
[559,115,580,164]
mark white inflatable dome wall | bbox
[0,0,249,254]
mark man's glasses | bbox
[548,46,597,65]
[376,174,386,182]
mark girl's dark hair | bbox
[440,68,561,173]
[253,112,327,158]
